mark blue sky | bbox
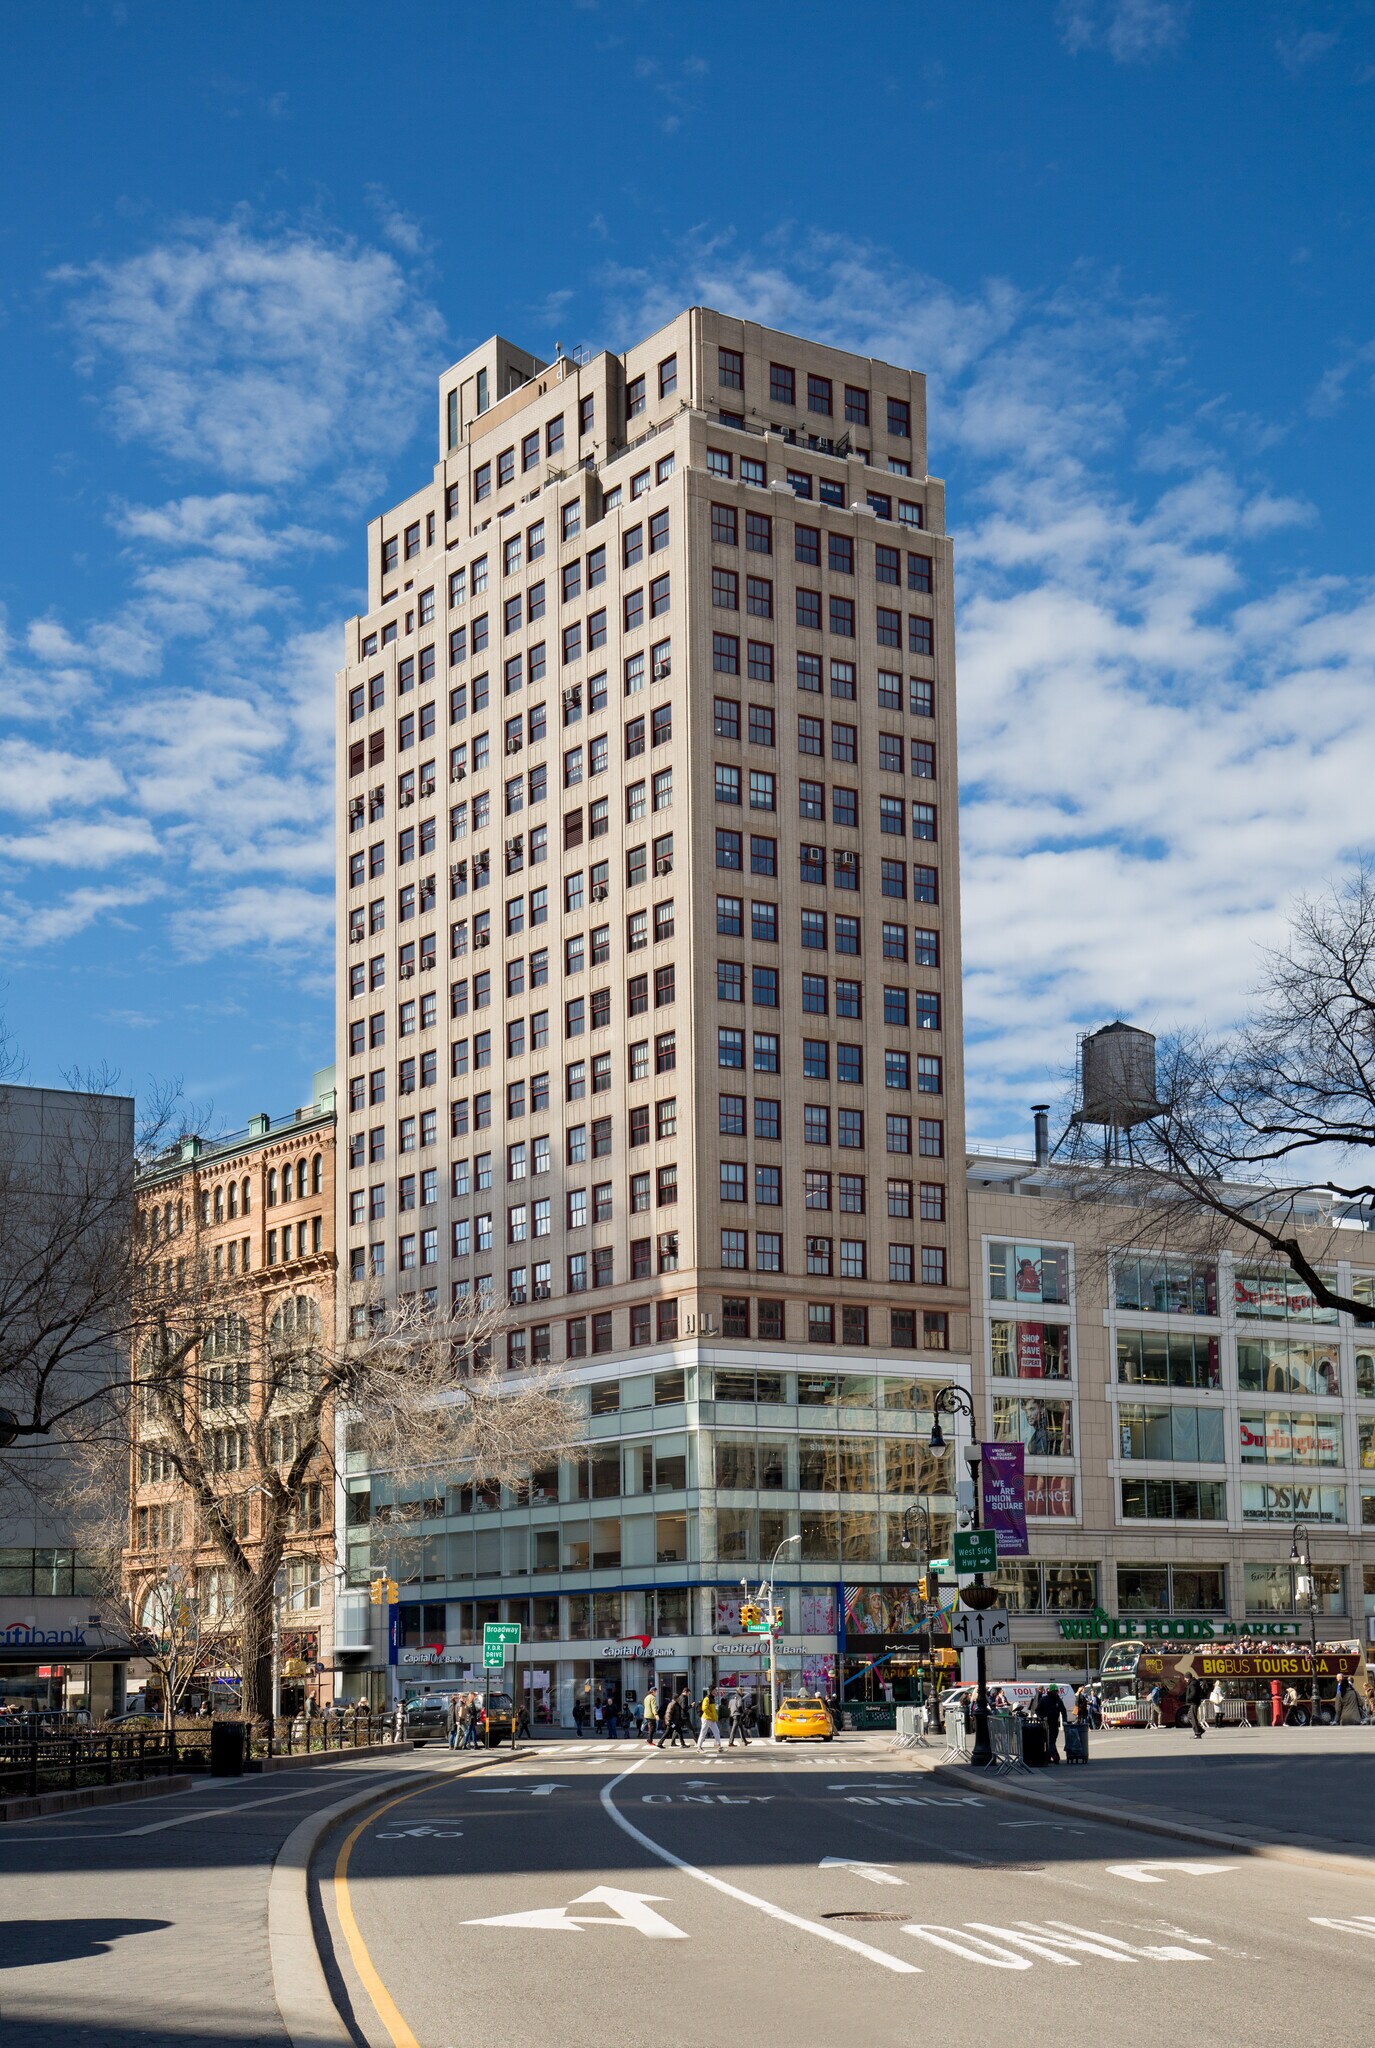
[2,0,1372,1143]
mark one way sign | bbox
[948,1609,1010,1649]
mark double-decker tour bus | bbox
[1099,1638,1366,1727]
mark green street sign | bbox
[483,1622,521,1649]
[928,1558,951,1572]
[953,1530,997,1575]
[483,1646,507,1669]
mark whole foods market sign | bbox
[1058,1607,1300,1642]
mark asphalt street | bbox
[0,1750,460,2046]
[320,1741,1375,2048]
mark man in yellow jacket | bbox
[696,1688,722,1750]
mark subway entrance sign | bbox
[483,1621,521,1669]
[952,1530,996,1575]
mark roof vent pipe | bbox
[1032,1104,1050,1168]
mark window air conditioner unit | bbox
[399,790,415,806]
[450,861,464,877]
[399,963,415,978]
[349,930,364,945]
[420,777,435,796]
[506,838,522,854]
[474,932,490,948]
[534,1281,551,1299]
[655,858,671,876]
[372,786,385,805]
[506,738,521,754]
[591,883,608,901]
[653,660,670,680]
[451,765,466,781]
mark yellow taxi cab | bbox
[772,1694,834,1741]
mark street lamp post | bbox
[899,1502,934,1717]
[1290,1523,1320,1726]
[749,1533,801,1741]
[929,1385,993,1768]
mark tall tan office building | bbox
[336,312,971,1716]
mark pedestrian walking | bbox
[656,1690,681,1748]
[726,1688,749,1747]
[1208,1679,1226,1728]
[592,1694,605,1738]
[572,1695,587,1737]
[512,1701,531,1746]
[1184,1673,1208,1740]
[1147,1681,1163,1730]
[446,1691,461,1751]
[697,1688,722,1750]
[461,1693,480,1749]
[642,1685,659,1746]
[1042,1683,1064,1764]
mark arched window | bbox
[163,1202,173,1237]
[296,1159,308,1200]
[213,1186,224,1224]
[175,1199,184,1234]
[311,1152,323,1196]
[200,1313,250,1409]
[267,1168,278,1206]
[148,1208,160,1244]
[227,1181,238,1219]
[200,1191,211,1227]
[241,1177,251,1214]
[270,1293,322,1348]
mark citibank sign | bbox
[2,1622,88,1647]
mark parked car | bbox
[404,1697,450,1745]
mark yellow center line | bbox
[332,1756,518,2048]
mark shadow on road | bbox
[0,1915,171,1968]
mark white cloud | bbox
[173,883,332,961]
[3,816,160,869]
[0,883,160,948]
[1058,0,1189,62]
[0,738,123,817]
[1275,27,1339,74]
[57,217,447,487]
[0,215,444,977]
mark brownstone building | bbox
[127,1068,339,1706]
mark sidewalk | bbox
[938,1724,1375,1864]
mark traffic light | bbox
[916,1576,929,1601]
[771,1607,784,1630]
[740,1601,761,1628]
[369,1578,384,1606]
[386,1579,399,1603]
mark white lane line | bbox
[599,1753,919,1976]
[125,1785,353,1835]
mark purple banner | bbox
[981,1441,1028,1558]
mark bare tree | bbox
[1059,867,1375,1322]
[74,1483,234,1731]
[126,1262,577,1724]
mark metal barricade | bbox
[989,1712,1028,1774]
[940,1702,968,1763]
[892,1703,929,1750]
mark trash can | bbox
[1021,1715,1050,1768]
[1064,1720,1089,1764]
[209,1718,247,1778]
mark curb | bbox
[256,1742,400,1776]
[0,1772,195,1824]
[932,1763,1375,1881]
[268,1748,511,2047]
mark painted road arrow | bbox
[1106,1861,1236,1884]
[463,1885,689,1939]
[819,1856,906,1887]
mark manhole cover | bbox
[823,1911,908,1923]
